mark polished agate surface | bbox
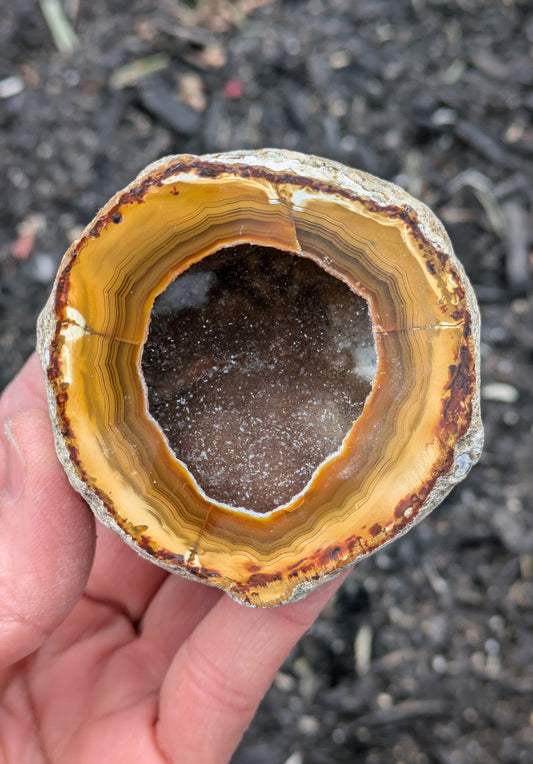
[37,149,483,607]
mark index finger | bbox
[0,353,48,428]
[156,572,348,764]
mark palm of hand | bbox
[0,355,342,764]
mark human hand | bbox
[0,354,345,763]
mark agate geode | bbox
[37,149,483,607]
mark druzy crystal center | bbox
[142,245,376,513]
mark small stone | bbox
[0,75,24,99]
[273,671,296,692]
[482,382,519,403]
[33,254,57,283]
[297,715,320,735]
[329,50,350,69]
[432,654,448,674]
[283,753,303,764]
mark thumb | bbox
[0,408,95,668]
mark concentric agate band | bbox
[37,149,483,607]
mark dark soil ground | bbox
[1,1,532,762]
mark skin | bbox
[0,354,346,764]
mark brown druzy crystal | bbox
[142,244,376,513]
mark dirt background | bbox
[1,1,532,762]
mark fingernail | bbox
[4,418,25,502]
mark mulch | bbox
[1,1,532,762]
